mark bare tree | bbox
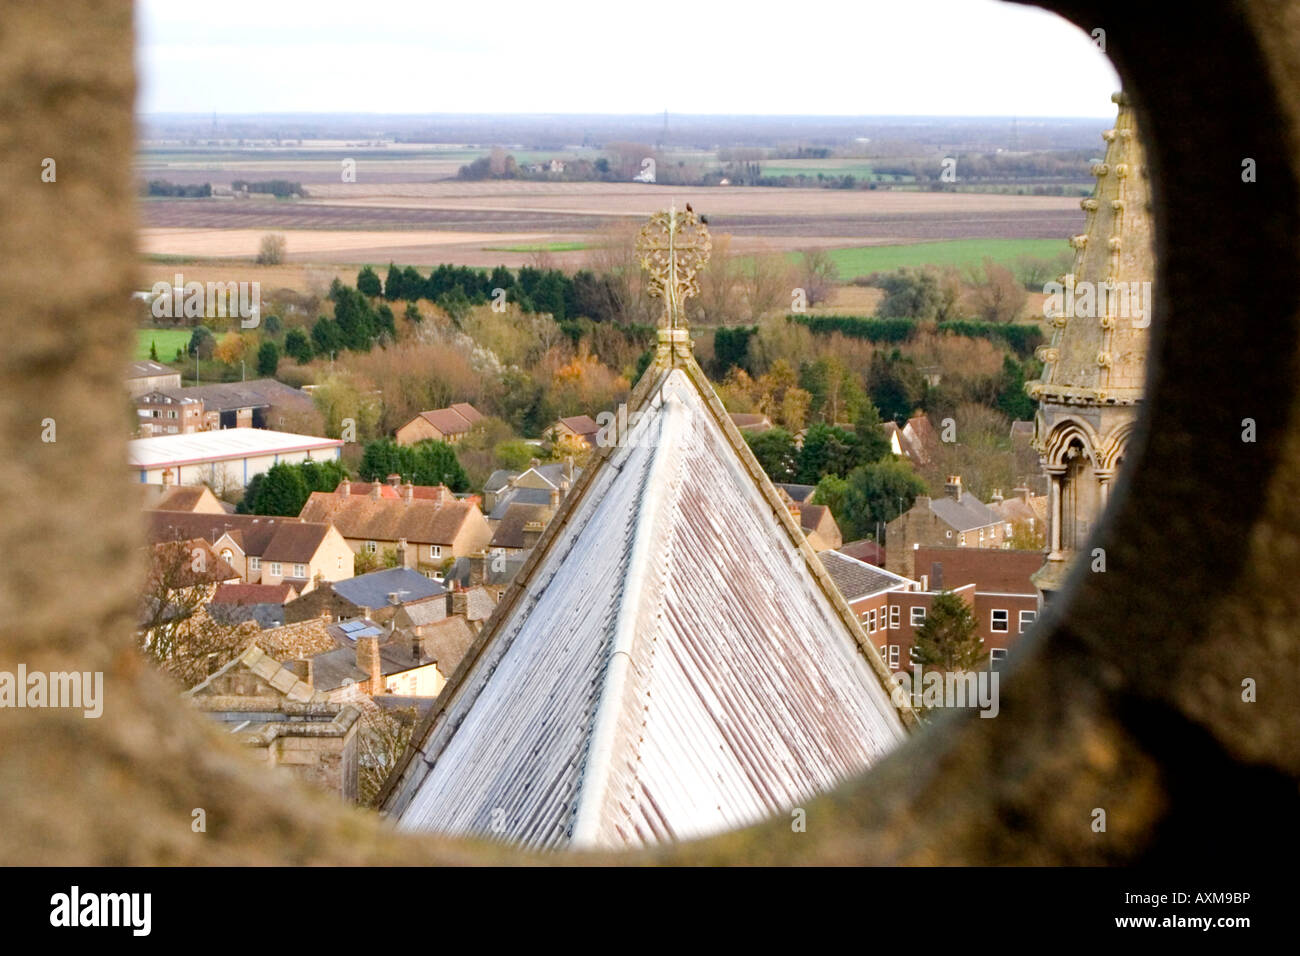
[969,257,1028,323]
[357,703,419,807]
[257,232,287,266]
[798,249,840,307]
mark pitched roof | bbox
[839,538,886,566]
[728,412,772,432]
[820,550,914,601]
[421,616,476,677]
[416,405,481,437]
[149,539,239,588]
[928,493,1001,532]
[483,469,515,493]
[159,378,313,413]
[342,481,451,501]
[384,350,911,849]
[262,523,331,564]
[489,502,550,550]
[144,511,322,557]
[129,430,342,470]
[298,494,476,546]
[332,567,445,611]
[211,582,297,606]
[255,618,339,660]
[775,482,816,504]
[556,414,599,436]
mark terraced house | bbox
[299,479,492,578]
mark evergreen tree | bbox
[149,339,159,361]
[356,265,382,298]
[311,316,343,357]
[744,428,799,483]
[911,590,985,672]
[837,457,928,540]
[256,340,280,377]
[284,328,313,364]
[252,463,310,516]
[383,262,403,300]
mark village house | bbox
[728,412,772,434]
[145,511,354,593]
[298,479,492,578]
[547,414,600,448]
[395,403,484,445]
[140,478,228,513]
[884,475,1008,577]
[135,389,210,436]
[881,413,941,468]
[208,581,299,628]
[774,485,842,551]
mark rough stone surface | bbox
[0,0,1296,865]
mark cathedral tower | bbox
[1028,92,1153,600]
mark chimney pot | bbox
[339,478,351,497]
[945,476,963,501]
[387,473,401,487]
[355,635,381,692]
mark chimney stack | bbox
[991,488,1004,504]
[564,455,574,481]
[403,482,414,504]
[369,482,382,500]
[339,478,351,497]
[1014,485,1031,503]
[356,635,381,693]
[387,472,401,488]
[549,486,560,510]
[161,468,173,488]
[944,476,963,501]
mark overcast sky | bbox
[137,0,1119,116]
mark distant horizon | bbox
[138,110,1116,121]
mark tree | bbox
[284,328,313,364]
[357,704,419,807]
[744,427,799,483]
[356,265,382,298]
[257,233,287,265]
[187,326,215,360]
[256,340,280,377]
[969,257,1028,323]
[911,590,984,672]
[149,339,159,361]
[996,354,1037,421]
[311,316,343,357]
[798,249,839,307]
[869,349,927,424]
[797,423,864,484]
[213,332,247,366]
[837,457,929,540]
[383,262,403,300]
[251,463,309,516]
[357,438,469,492]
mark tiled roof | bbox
[298,493,476,546]
[332,568,445,611]
[342,481,451,501]
[262,523,330,564]
[928,494,1000,532]
[144,511,321,557]
[839,538,886,566]
[421,616,475,677]
[557,414,599,436]
[151,486,214,512]
[127,360,178,379]
[417,405,481,436]
[490,502,550,549]
[150,539,239,588]
[483,469,515,493]
[820,550,914,601]
[388,363,908,849]
[255,618,339,660]
[488,486,552,521]
[399,594,447,628]
[775,482,816,503]
[211,582,297,606]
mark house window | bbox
[867,608,877,633]
[365,541,377,554]
[959,534,966,546]
[1019,609,1037,633]
[991,648,1009,666]
[430,545,442,559]
[910,606,926,627]
[889,606,900,629]
[888,645,900,669]
[220,549,233,563]
[269,562,282,577]
[991,609,1009,632]
[293,563,306,578]
[249,557,260,572]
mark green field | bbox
[484,241,592,253]
[811,238,1071,279]
[136,329,191,362]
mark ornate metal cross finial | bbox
[636,205,711,333]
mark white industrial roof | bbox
[128,429,342,469]
[388,365,909,850]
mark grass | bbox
[136,329,191,362]
[483,241,592,253]
[809,239,1070,279]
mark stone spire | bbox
[1028,92,1153,599]
[1030,90,1153,406]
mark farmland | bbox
[135,328,191,361]
[813,238,1071,279]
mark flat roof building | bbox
[128,429,342,488]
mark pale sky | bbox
[137,0,1119,116]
